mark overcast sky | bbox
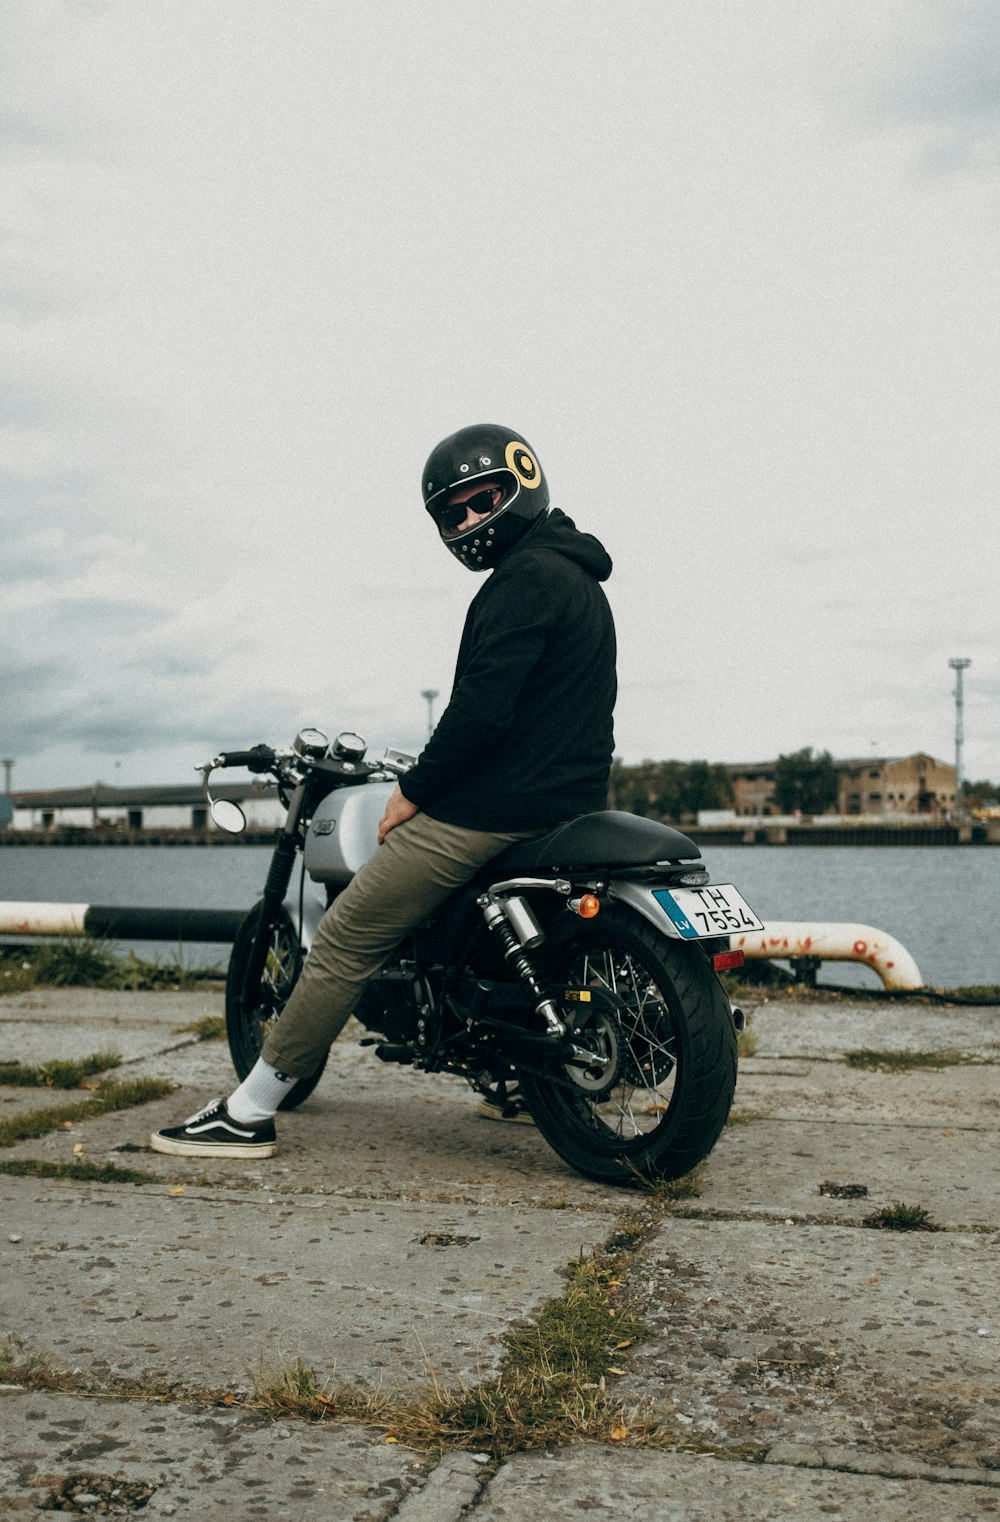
[2,0,998,791]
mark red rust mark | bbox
[853,940,868,956]
[801,936,813,951]
[886,959,895,969]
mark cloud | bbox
[860,1,1000,172]
[0,3,997,788]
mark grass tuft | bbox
[844,1048,973,1072]
[861,1201,941,1232]
[172,1014,226,1041]
[0,1077,174,1148]
[645,1170,702,1202]
[0,939,214,995]
[0,1157,158,1185]
[736,1022,759,1059]
[0,1050,122,1088]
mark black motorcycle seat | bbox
[483,811,702,876]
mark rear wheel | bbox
[225,904,327,1110]
[518,905,737,1185]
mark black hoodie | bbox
[400,508,617,831]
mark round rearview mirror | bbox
[211,798,247,834]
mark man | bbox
[152,424,616,1158]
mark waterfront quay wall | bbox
[688,820,1000,847]
[0,828,279,848]
[2,820,999,848]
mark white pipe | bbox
[730,921,923,990]
[0,903,89,936]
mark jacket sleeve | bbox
[399,555,560,810]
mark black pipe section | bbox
[82,906,247,942]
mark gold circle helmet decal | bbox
[504,440,542,488]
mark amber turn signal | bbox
[575,894,600,919]
[712,949,744,972]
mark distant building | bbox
[724,763,776,818]
[835,754,955,817]
[8,783,285,833]
[725,753,956,819]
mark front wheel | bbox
[225,904,327,1110]
[518,905,737,1186]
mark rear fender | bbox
[606,879,695,941]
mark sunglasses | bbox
[436,485,503,534]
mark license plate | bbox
[652,884,765,940]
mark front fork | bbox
[242,784,307,1011]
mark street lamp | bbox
[1,758,12,796]
[420,688,440,739]
[949,657,971,816]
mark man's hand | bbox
[377,784,419,845]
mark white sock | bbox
[227,1058,299,1122]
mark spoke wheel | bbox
[225,904,327,1110]
[518,905,737,1186]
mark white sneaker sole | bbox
[150,1132,278,1158]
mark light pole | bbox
[420,688,439,740]
[1,758,12,796]
[949,657,971,816]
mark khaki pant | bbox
[261,811,543,1077]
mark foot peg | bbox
[374,1042,414,1064]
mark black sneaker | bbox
[150,1099,278,1158]
[477,1078,533,1125]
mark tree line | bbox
[608,747,840,823]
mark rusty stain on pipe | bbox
[730,920,923,990]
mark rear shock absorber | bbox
[478,894,565,1038]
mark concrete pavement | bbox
[1,982,998,1519]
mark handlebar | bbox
[215,745,276,773]
[202,738,414,781]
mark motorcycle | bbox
[201,727,764,1187]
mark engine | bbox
[353,959,423,1044]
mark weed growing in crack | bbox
[0,1158,158,1185]
[644,1170,702,1203]
[0,1051,122,1088]
[725,1108,769,1126]
[861,1201,941,1232]
[845,1048,975,1072]
[172,1015,226,1040]
[0,1077,173,1148]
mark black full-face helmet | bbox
[422,423,549,571]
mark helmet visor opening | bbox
[434,483,508,539]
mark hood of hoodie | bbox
[503,507,612,582]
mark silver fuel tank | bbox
[303,780,395,884]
